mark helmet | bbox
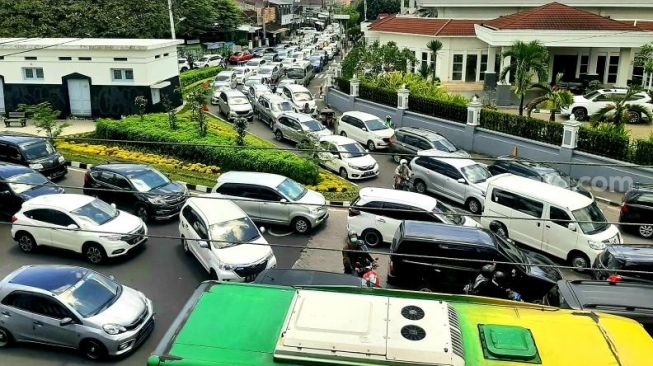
[480,264,494,279]
[386,115,391,119]
[400,159,408,165]
[492,271,507,286]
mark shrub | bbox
[409,96,468,123]
[335,77,350,93]
[480,109,564,145]
[180,67,222,87]
[577,126,631,161]
[95,113,320,185]
[363,72,468,105]
[360,83,396,107]
[631,139,653,165]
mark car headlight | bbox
[147,196,165,205]
[589,240,606,250]
[103,324,127,335]
[57,156,65,163]
[309,206,321,215]
[219,263,235,271]
[100,234,123,241]
[347,163,359,169]
[29,163,43,170]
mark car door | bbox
[0,182,21,217]
[26,294,81,348]
[256,186,290,224]
[350,200,382,235]
[214,183,261,220]
[22,208,54,246]
[350,118,366,143]
[542,205,579,260]
[318,141,339,172]
[47,210,81,251]
[399,134,419,157]
[107,173,133,208]
[339,115,352,136]
[218,92,228,114]
[181,205,211,271]
[258,98,271,121]
[426,159,454,198]
[509,194,545,250]
[87,171,111,201]
[0,291,41,343]
[377,202,409,243]
[589,93,614,115]
[287,118,303,143]
[443,164,467,202]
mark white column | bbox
[615,48,633,87]
[486,46,497,74]
[500,47,511,84]
[397,87,409,110]
[467,95,482,126]
[350,77,360,97]
[562,115,582,149]
[587,48,599,78]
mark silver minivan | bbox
[0,265,154,360]
[212,171,328,233]
[255,94,295,128]
[273,112,332,144]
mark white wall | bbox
[427,5,653,21]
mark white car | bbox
[280,84,317,115]
[178,58,190,72]
[11,194,147,264]
[257,64,283,82]
[318,135,379,180]
[179,195,276,281]
[197,54,223,68]
[347,187,480,247]
[213,70,237,91]
[338,111,395,151]
[245,58,267,74]
[275,78,295,93]
[232,66,252,84]
[280,57,298,70]
[560,88,653,122]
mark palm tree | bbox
[591,87,653,125]
[525,73,574,122]
[418,63,430,80]
[426,39,442,84]
[500,41,550,116]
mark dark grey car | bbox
[389,127,470,163]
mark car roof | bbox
[284,84,309,92]
[4,265,88,294]
[495,155,556,172]
[92,163,153,176]
[253,269,365,287]
[417,155,479,169]
[562,280,653,311]
[608,245,653,263]
[188,194,247,223]
[487,174,592,210]
[22,193,94,211]
[343,111,380,121]
[261,94,286,103]
[358,187,437,211]
[400,221,495,247]
[319,134,357,145]
[282,112,317,122]
[217,70,235,76]
[0,162,35,178]
[396,127,443,140]
[217,171,286,188]
[224,89,247,97]
[0,133,43,145]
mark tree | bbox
[426,39,442,84]
[187,86,210,137]
[134,96,148,121]
[17,103,69,141]
[233,117,248,146]
[525,73,574,122]
[162,94,178,130]
[341,41,415,79]
[500,41,550,116]
[590,87,653,126]
[635,43,653,90]
[356,0,400,21]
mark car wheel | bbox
[16,232,37,253]
[80,339,107,361]
[627,111,641,124]
[569,252,590,271]
[367,140,376,151]
[84,243,107,264]
[269,118,274,129]
[638,225,653,238]
[340,131,347,137]
[181,236,190,254]
[466,198,482,215]
[414,179,426,194]
[135,205,149,223]
[393,154,401,163]
[339,168,348,179]
[572,107,587,121]
[292,217,311,234]
[362,229,382,248]
[0,327,12,348]
[275,130,284,141]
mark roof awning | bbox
[267,27,289,34]
[237,25,262,33]
[151,81,171,89]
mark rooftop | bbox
[0,38,183,51]
[368,16,477,36]
[359,187,438,212]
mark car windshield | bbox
[276,178,307,201]
[433,201,464,225]
[210,217,260,248]
[302,119,325,132]
[259,66,274,74]
[573,202,609,235]
[216,74,231,81]
[229,97,250,105]
[461,164,490,184]
[21,141,56,160]
[6,171,49,194]
[58,272,121,318]
[340,143,366,158]
[432,138,457,153]
[294,92,312,101]
[129,169,169,192]
[364,119,388,131]
[541,172,570,188]
[495,234,527,268]
[72,199,119,225]
[272,101,294,112]
[288,68,305,78]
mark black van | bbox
[0,162,64,218]
[388,221,562,300]
[0,134,67,180]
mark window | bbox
[381,202,412,220]
[58,57,72,61]
[111,68,134,81]
[1,292,69,318]
[25,56,37,61]
[549,206,571,227]
[515,196,544,218]
[182,205,200,226]
[480,54,488,81]
[607,55,619,83]
[215,183,241,196]
[23,67,44,80]
[579,55,589,77]
[192,219,209,241]
[452,54,464,81]
[416,139,432,151]
[114,57,128,61]
[78,57,92,61]
[466,54,478,82]
[492,189,517,208]
[421,52,429,73]
[163,53,170,57]
[151,88,161,105]
[154,55,161,59]
[24,209,75,226]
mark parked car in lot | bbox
[214,89,254,121]
[213,171,328,233]
[411,155,490,214]
[255,93,294,128]
[231,66,252,84]
[212,71,237,91]
[347,187,479,247]
[482,174,622,269]
[280,84,317,115]
[0,134,67,180]
[592,244,653,282]
[619,184,653,238]
[11,194,147,264]
[390,127,469,162]
[387,221,562,299]
[273,113,331,144]
[488,155,592,198]
[0,162,64,218]
[196,54,223,68]
[0,265,154,360]
[83,164,187,222]
[338,111,395,151]
[179,195,276,282]
[560,88,653,122]
[318,135,379,180]
[229,51,254,64]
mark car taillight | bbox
[620,203,629,215]
[11,216,17,223]
[84,171,92,186]
[348,207,360,217]
[608,274,622,284]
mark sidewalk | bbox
[1,119,96,137]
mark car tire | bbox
[568,251,590,271]
[627,111,642,124]
[340,131,347,137]
[466,198,482,215]
[367,140,376,151]
[393,154,401,163]
[638,225,653,238]
[84,243,107,265]
[135,205,149,223]
[414,179,426,194]
[292,217,311,234]
[0,327,13,348]
[16,232,37,253]
[362,229,382,248]
[80,339,107,361]
[339,168,348,179]
[572,107,588,121]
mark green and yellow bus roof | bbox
[148,282,653,366]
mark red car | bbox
[229,51,254,64]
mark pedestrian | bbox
[318,84,324,99]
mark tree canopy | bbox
[356,0,400,21]
[342,41,416,79]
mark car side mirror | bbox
[67,224,79,230]
[457,178,467,184]
[280,198,288,203]
[60,317,74,326]
[111,203,117,209]
[199,240,210,249]
[361,128,367,132]
[259,226,266,233]
[567,223,577,232]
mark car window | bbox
[402,135,418,147]
[634,193,653,207]
[443,164,463,180]
[593,94,611,102]
[382,202,411,220]
[24,209,76,226]
[549,206,572,227]
[192,217,209,241]
[3,292,70,319]
[515,196,544,218]
[182,205,200,226]
[492,188,517,208]
[215,183,243,196]
[0,144,23,161]
[254,187,282,201]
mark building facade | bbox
[0,38,183,118]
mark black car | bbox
[0,162,64,218]
[619,185,653,238]
[544,279,653,336]
[254,269,371,288]
[387,221,562,300]
[83,164,187,222]
[0,134,67,180]
[593,245,653,282]
[488,155,592,198]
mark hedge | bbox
[409,95,467,123]
[95,113,320,185]
[577,127,631,162]
[180,67,222,87]
[336,77,350,93]
[631,139,653,165]
[480,109,564,146]
[360,83,396,107]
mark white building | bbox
[364,2,653,89]
[0,38,183,117]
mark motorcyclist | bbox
[385,115,394,129]
[467,264,521,301]
[394,159,412,190]
[342,232,373,275]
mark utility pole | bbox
[363,0,367,21]
[260,0,269,46]
[167,0,176,39]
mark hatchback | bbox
[0,134,67,180]
[619,184,653,238]
[0,162,64,218]
[231,66,252,84]
[338,111,395,151]
[390,127,469,163]
[212,71,237,91]
[215,89,254,121]
[318,135,379,180]
[0,265,154,360]
[273,112,332,144]
[255,93,295,128]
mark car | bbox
[178,58,190,72]
[231,66,252,84]
[261,53,278,63]
[347,187,479,247]
[256,64,283,83]
[0,265,154,359]
[481,174,622,269]
[308,55,324,72]
[0,133,67,180]
[213,171,328,233]
[275,78,295,94]
[273,112,332,144]
[212,71,237,91]
[619,184,653,238]
[245,58,267,73]
[255,93,295,129]
[318,135,379,180]
[487,155,592,199]
[285,61,314,86]
[82,164,188,222]
[11,194,147,264]
[253,269,371,287]
[544,278,653,335]
[280,57,297,70]
[560,88,653,122]
[280,84,317,115]
[242,74,270,90]
[0,162,64,218]
[410,155,490,214]
[592,244,653,282]
[323,46,335,60]
[389,127,469,163]
[179,195,276,282]
[245,84,270,106]
[196,54,223,68]
[228,51,254,64]
[387,221,562,299]
[215,89,254,121]
[337,111,395,151]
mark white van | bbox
[481,174,622,269]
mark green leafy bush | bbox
[409,96,468,123]
[336,77,350,93]
[363,72,469,106]
[577,126,631,161]
[480,109,564,145]
[180,67,222,87]
[631,139,653,165]
[360,83,396,107]
[95,113,320,185]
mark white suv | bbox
[347,187,479,247]
[179,195,276,281]
[318,135,379,180]
[338,111,395,151]
[561,88,653,122]
[11,194,147,264]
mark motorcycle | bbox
[393,176,414,192]
[354,257,380,288]
[464,273,522,301]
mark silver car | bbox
[255,94,294,129]
[273,112,332,144]
[0,265,154,360]
[216,89,254,121]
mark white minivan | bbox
[481,174,622,269]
